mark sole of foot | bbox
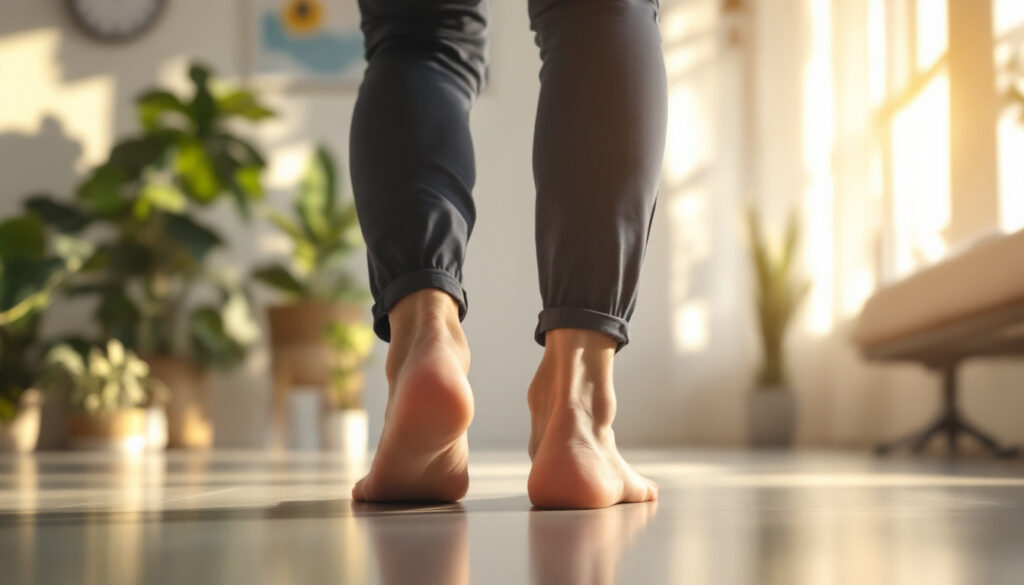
[526,329,658,509]
[352,294,473,503]
[527,415,658,509]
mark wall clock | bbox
[66,0,168,43]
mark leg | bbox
[526,0,667,508]
[350,0,487,503]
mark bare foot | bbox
[352,289,473,503]
[527,329,658,509]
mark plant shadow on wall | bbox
[0,116,84,203]
[5,63,274,449]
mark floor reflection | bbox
[529,502,658,585]
[355,502,469,585]
[3,451,1024,585]
[353,499,658,585]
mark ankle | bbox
[532,329,617,428]
[385,289,469,379]
[389,289,461,335]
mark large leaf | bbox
[233,165,263,200]
[295,146,337,243]
[24,195,92,233]
[0,257,62,318]
[134,182,187,220]
[95,287,141,350]
[252,264,307,298]
[263,208,304,241]
[0,215,46,260]
[77,164,129,217]
[175,138,221,202]
[326,201,362,249]
[211,150,258,216]
[220,135,267,168]
[188,64,217,136]
[164,213,222,261]
[136,90,188,131]
[104,240,153,276]
[189,306,245,369]
[216,89,275,121]
[108,134,174,178]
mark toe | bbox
[352,478,367,502]
[621,474,657,504]
[645,479,659,501]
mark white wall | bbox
[0,0,691,449]
[4,0,1023,452]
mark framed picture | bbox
[244,0,365,90]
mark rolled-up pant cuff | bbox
[371,269,468,342]
[534,307,630,351]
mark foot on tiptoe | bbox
[351,289,473,503]
[526,329,658,509]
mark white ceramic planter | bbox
[0,390,42,453]
[323,409,368,463]
[145,407,168,451]
[747,387,797,447]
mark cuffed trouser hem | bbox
[371,268,468,342]
[534,307,629,351]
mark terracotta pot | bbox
[0,389,42,453]
[747,387,797,447]
[66,409,147,453]
[266,301,362,448]
[267,301,361,385]
[145,355,213,449]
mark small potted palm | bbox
[0,213,91,452]
[745,205,810,447]
[44,339,167,453]
[252,145,374,453]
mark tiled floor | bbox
[1,449,1023,584]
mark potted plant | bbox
[43,339,166,453]
[745,205,810,447]
[252,145,374,453]
[0,214,91,452]
[27,63,272,448]
[321,320,375,459]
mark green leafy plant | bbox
[43,339,165,413]
[0,214,92,421]
[746,205,810,388]
[27,63,271,368]
[252,145,366,302]
[253,145,374,409]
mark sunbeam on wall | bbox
[801,0,836,336]
[661,0,718,356]
[994,0,1024,233]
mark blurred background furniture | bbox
[854,228,1024,457]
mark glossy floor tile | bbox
[1,449,1023,584]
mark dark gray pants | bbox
[351,0,666,350]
